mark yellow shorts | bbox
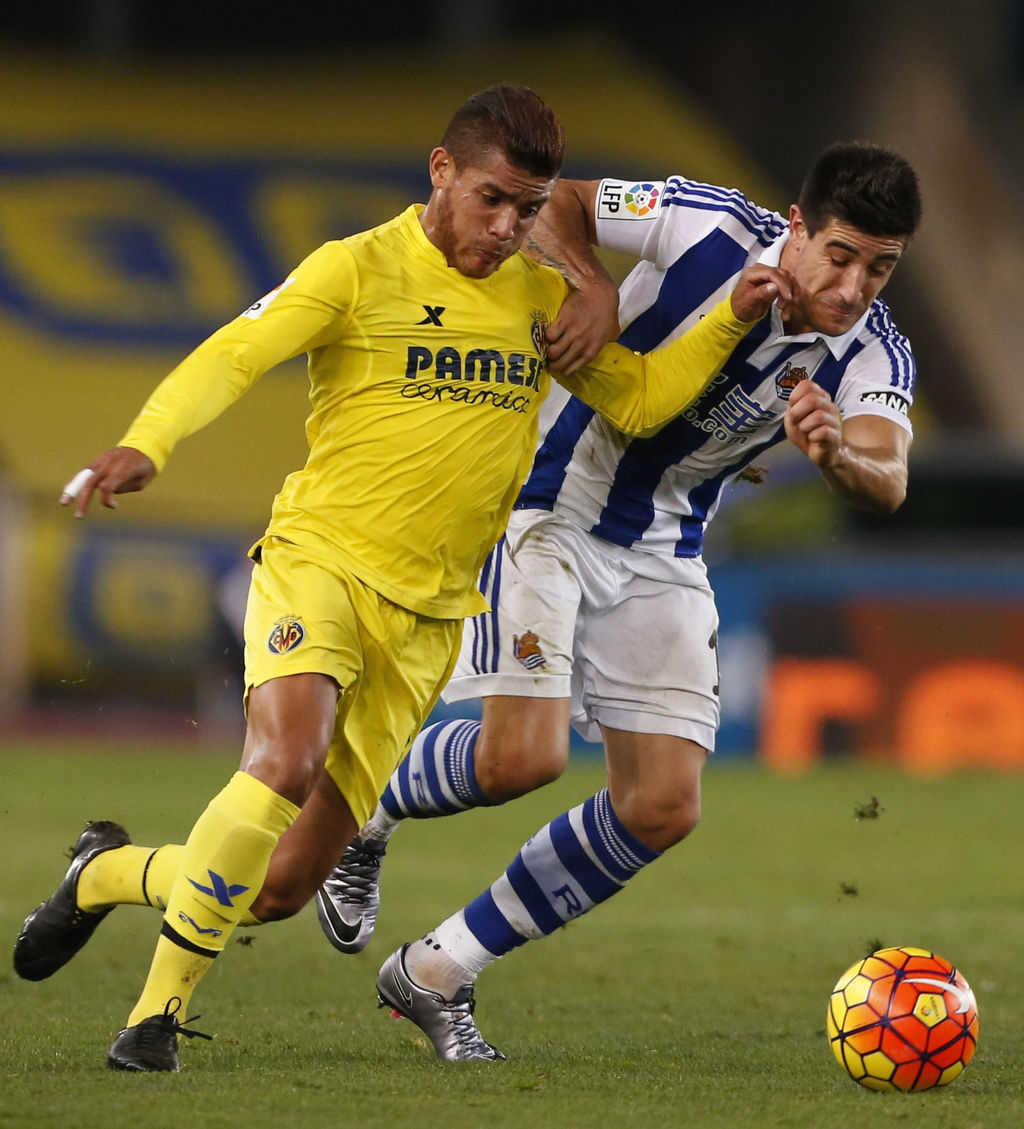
[243,537,461,827]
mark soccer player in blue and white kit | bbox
[318,142,922,1061]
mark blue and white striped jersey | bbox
[516,176,915,559]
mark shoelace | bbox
[323,840,385,906]
[443,991,497,1057]
[153,997,214,1043]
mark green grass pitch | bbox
[2,742,1022,1129]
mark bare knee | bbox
[475,739,568,801]
[605,731,706,852]
[241,674,338,805]
[615,792,702,852]
[475,695,571,802]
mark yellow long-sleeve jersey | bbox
[120,205,751,618]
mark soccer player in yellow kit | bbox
[14,84,790,1072]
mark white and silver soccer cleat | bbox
[315,834,387,954]
[376,945,507,1062]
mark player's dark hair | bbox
[798,142,921,240]
[442,83,565,179]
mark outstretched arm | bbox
[784,380,909,513]
[561,264,793,437]
[59,243,355,518]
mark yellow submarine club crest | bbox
[268,616,305,654]
[530,311,549,358]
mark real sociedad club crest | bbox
[775,360,808,400]
[513,630,546,670]
[624,183,660,217]
[268,616,305,654]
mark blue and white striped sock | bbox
[430,789,661,977]
[374,719,492,829]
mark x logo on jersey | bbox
[187,869,250,907]
[417,305,446,326]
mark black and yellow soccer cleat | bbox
[13,820,131,981]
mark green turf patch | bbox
[2,744,1022,1129]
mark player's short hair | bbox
[441,83,565,180]
[798,142,922,241]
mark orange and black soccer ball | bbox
[827,946,979,1091]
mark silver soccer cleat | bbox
[316,834,388,954]
[376,944,507,1062]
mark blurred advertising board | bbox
[26,504,1024,776]
[714,555,1024,772]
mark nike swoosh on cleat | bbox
[392,970,414,1011]
[317,891,363,945]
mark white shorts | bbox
[443,509,721,750]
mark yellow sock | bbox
[142,845,185,911]
[126,772,299,1026]
[78,844,184,913]
[80,843,261,922]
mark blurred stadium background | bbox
[2,0,1023,772]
